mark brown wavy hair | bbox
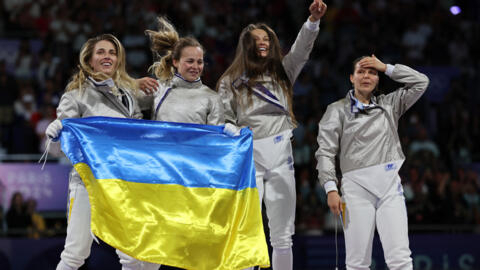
[217,23,295,125]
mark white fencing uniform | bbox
[147,73,224,125]
[253,129,296,249]
[55,78,153,270]
[131,73,224,269]
[218,19,320,270]
[316,64,430,269]
[342,171,412,269]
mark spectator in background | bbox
[14,39,35,80]
[13,82,38,124]
[463,171,480,224]
[6,191,31,237]
[25,198,48,239]
[36,48,61,89]
[35,104,61,156]
[12,81,39,153]
[408,126,440,158]
[450,179,470,224]
[40,79,61,107]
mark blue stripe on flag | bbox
[60,117,255,190]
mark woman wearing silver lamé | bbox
[216,1,327,269]
[140,17,224,126]
[316,55,429,270]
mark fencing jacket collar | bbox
[88,76,116,88]
[172,73,202,89]
[348,89,379,114]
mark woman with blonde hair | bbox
[117,17,224,270]
[45,34,156,270]
[138,17,223,126]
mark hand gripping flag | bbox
[59,116,270,269]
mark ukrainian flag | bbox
[59,117,270,270]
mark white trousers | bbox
[253,130,296,270]
[56,171,151,270]
[56,171,93,270]
[341,175,413,270]
[116,250,161,270]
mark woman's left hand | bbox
[137,77,159,95]
[309,0,327,21]
[358,54,387,72]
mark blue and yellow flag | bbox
[59,117,270,270]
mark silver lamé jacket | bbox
[140,74,224,125]
[315,64,430,188]
[56,78,142,120]
[56,77,143,183]
[218,20,319,139]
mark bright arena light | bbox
[450,6,461,15]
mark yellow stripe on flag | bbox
[75,162,270,269]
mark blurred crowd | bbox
[0,191,63,238]
[0,0,479,237]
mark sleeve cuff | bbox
[385,64,395,77]
[323,181,338,194]
[305,19,320,32]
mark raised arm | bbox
[282,0,327,83]
[359,55,430,119]
[386,64,430,119]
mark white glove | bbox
[223,123,241,136]
[45,119,63,139]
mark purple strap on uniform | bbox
[154,87,172,118]
[253,82,280,101]
[233,76,288,113]
[251,83,288,113]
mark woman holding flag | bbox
[216,1,326,269]
[45,34,157,270]
[113,16,225,270]
[139,16,224,126]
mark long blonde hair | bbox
[216,23,296,126]
[146,17,204,81]
[66,34,137,94]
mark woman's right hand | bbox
[137,77,159,95]
[358,54,387,73]
[327,190,342,216]
[45,119,63,139]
